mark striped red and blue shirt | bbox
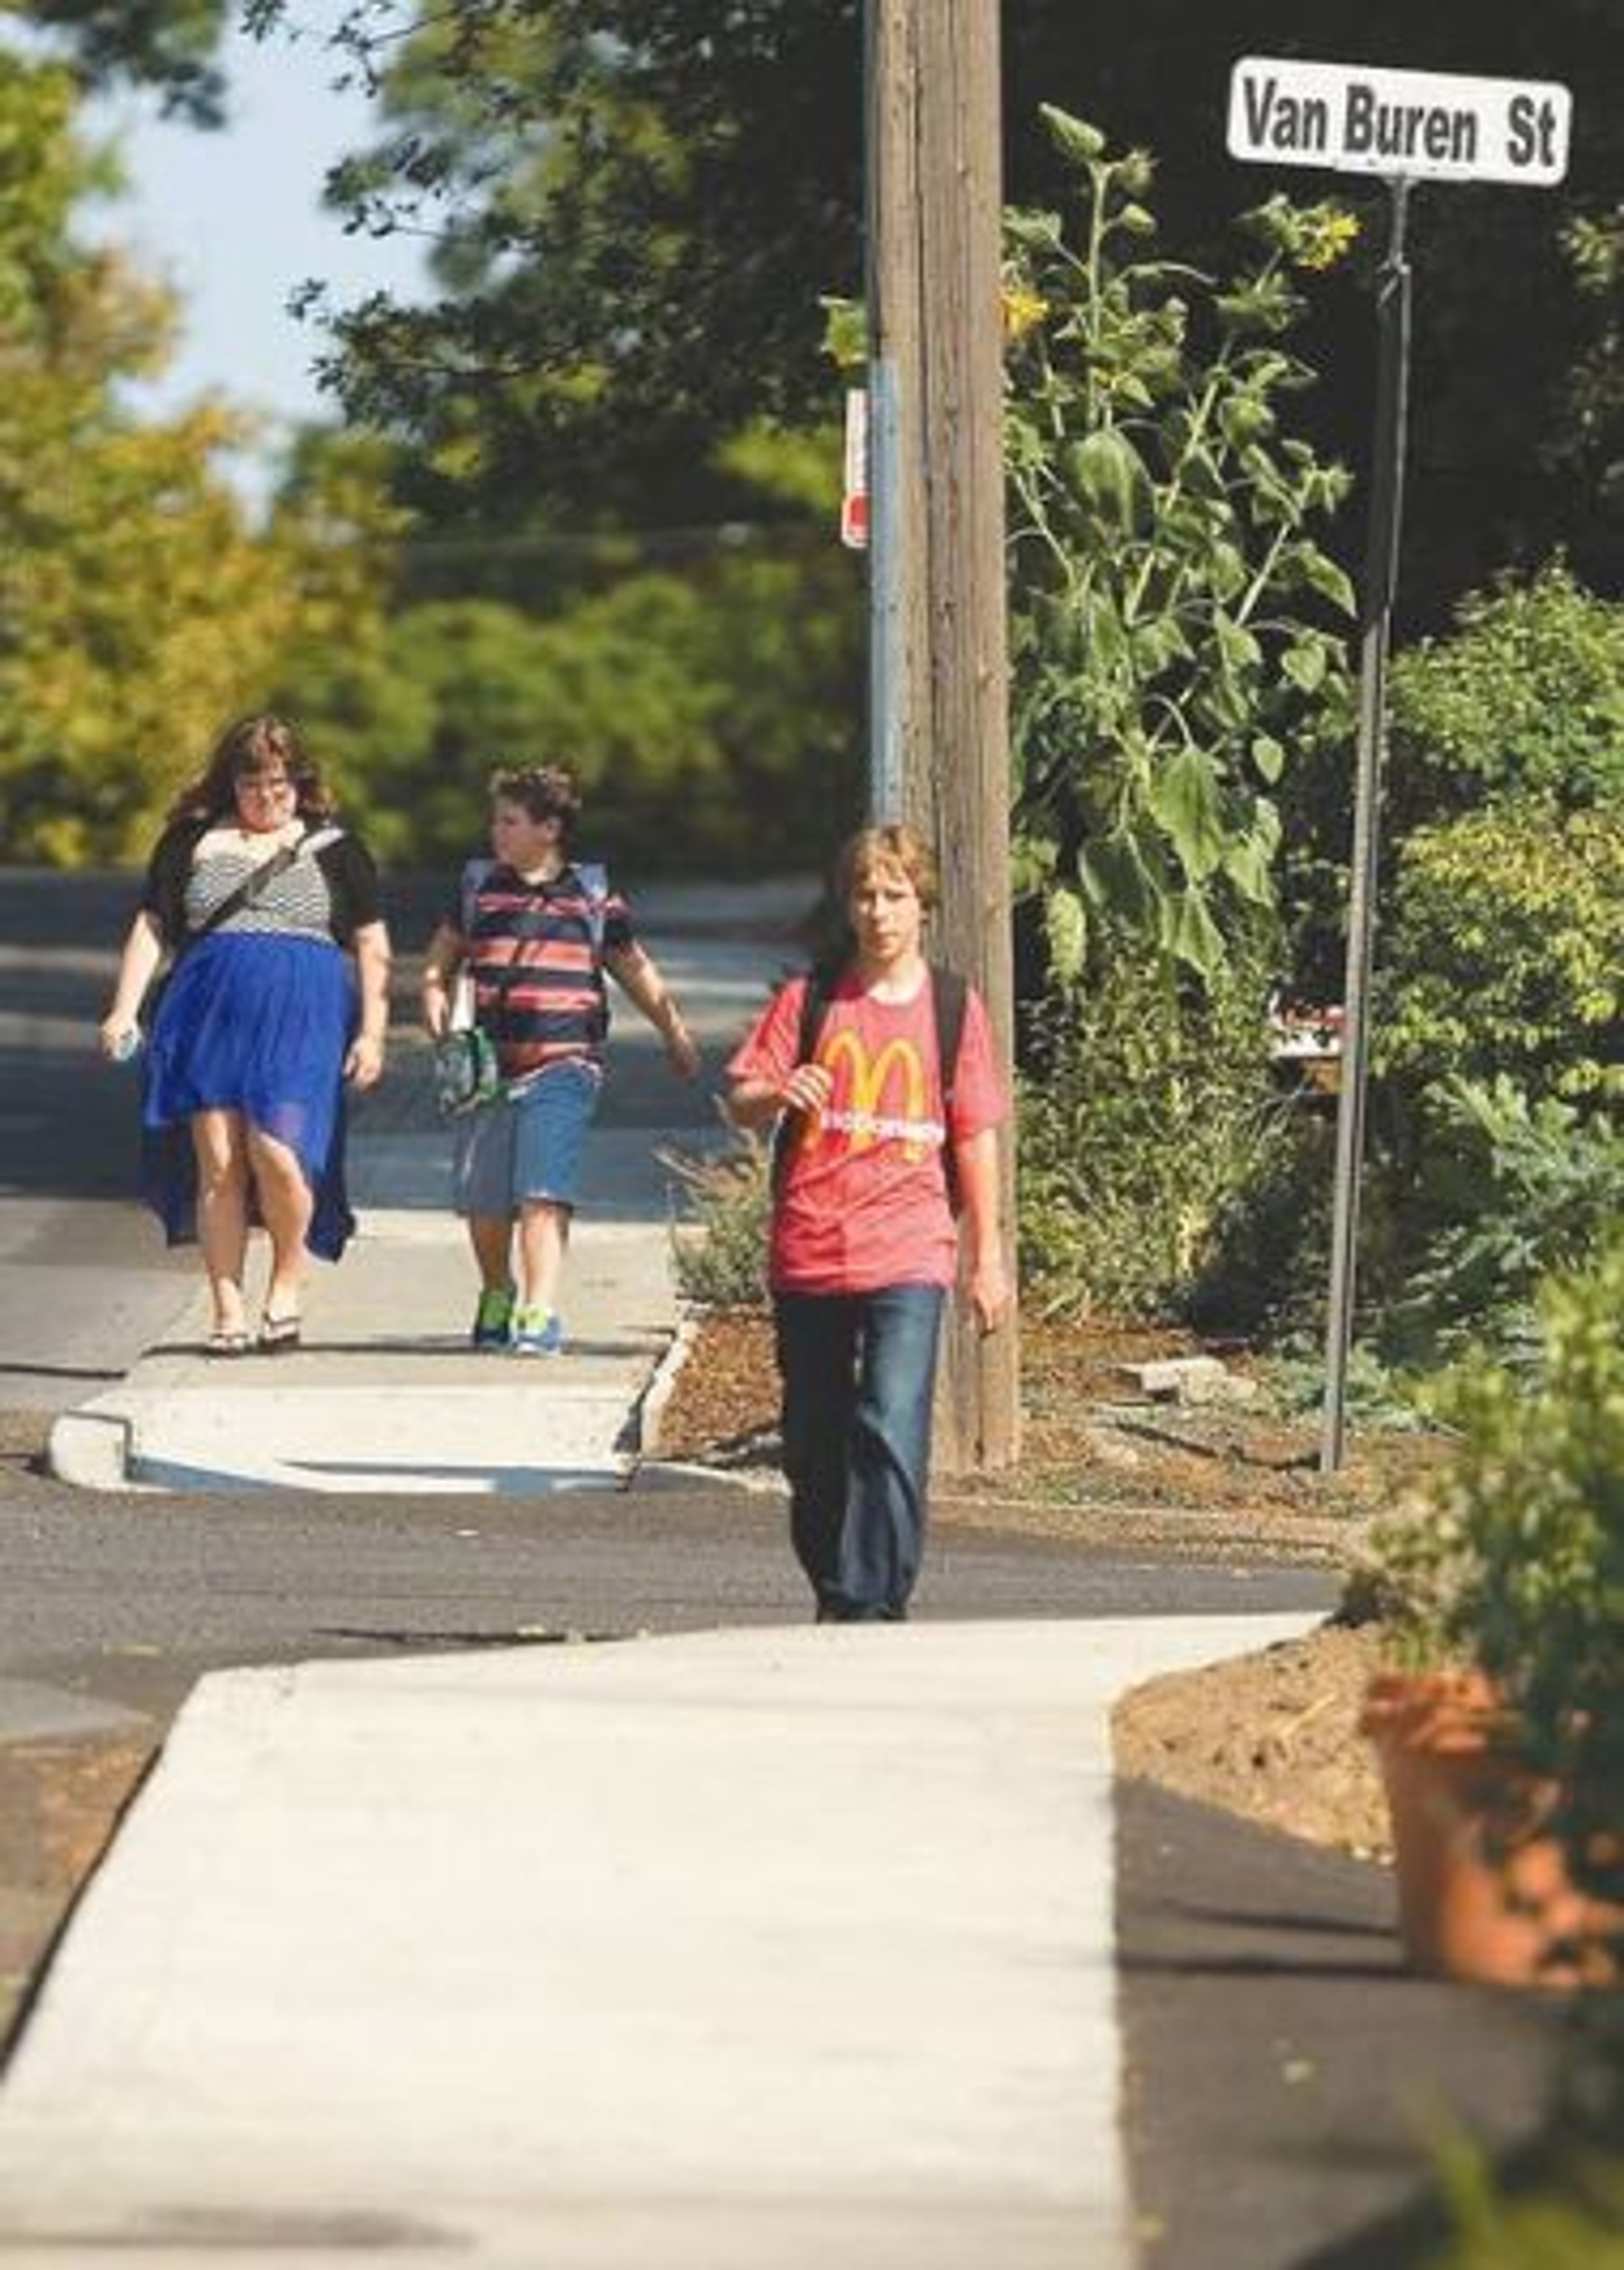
[447,862,637,1079]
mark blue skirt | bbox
[141,931,358,1260]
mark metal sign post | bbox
[1321,175,1411,1474]
[1226,55,1572,1471]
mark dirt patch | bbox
[0,1410,51,1471]
[653,1306,1416,1859]
[1113,1621,1392,1861]
[0,1733,157,2058]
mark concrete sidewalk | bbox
[0,1615,1319,2269]
[47,1064,717,1497]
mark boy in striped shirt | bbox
[421,764,700,1353]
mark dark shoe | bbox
[471,1286,516,1352]
[257,1313,302,1354]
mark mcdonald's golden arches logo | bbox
[807,1028,944,1162]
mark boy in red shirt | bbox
[727,824,1012,1620]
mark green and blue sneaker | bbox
[471,1285,515,1352]
[510,1305,564,1357]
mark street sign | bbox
[1228,57,1571,187]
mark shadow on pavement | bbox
[1119,1779,1571,2270]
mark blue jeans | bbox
[774,1284,946,1621]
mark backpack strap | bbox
[573,860,611,957]
[459,857,496,938]
[768,964,835,1198]
[929,964,968,1103]
[929,964,969,1214]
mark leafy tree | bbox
[6,0,231,119]
[0,51,315,862]
[260,426,427,833]
[301,533,862,874]
[14,2,1618,618]
[1004,110,1356,985]
[276,421,863,873]
[229,0,1621,623]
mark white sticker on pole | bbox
[1228,57,1571,187]
[841,387,869,550]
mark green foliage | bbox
[1420,2132,1624,2269]
[297,0,865,522]
[1385,563,1624,839]
[255,0,1623,622]
[19,0,230,122]
[1258,1339,1428,1434]
[1004,117,1355,983]
[1374,801,1624,1106]
[0,52,322,864]
[1016,937,1301,1321]
[1416,1245,1624,1921]
[1361,1242,1624,2029]
[659,1134,771,1311]
[1386,1079,1624,1371]
[297,519,862,874]
[1375,1255,1624,2270]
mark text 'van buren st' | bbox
[1227,59,1571,187]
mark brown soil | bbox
[0,1733,158,2054]
[654,1307,1432,1864]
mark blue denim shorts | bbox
[454,1058,604,1217]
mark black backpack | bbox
[769,960,970,1206]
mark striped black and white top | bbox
[143,820,382,951]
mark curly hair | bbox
[488,763,582,846]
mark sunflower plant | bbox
[1005,107,1358,984]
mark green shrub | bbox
[1360,1238,1624,1924]
[1018,941,1305,1322]
[660,1133,771,1310]
[1383,1240,1624,2270]
[1384,1078,1624,1369]
[1375,800,1624,1106]
[1386,561,1624,840]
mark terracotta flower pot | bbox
[1360,1670,1617,1989]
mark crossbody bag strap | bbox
[180,830,308,953]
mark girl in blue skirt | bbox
[100,715,391,1356]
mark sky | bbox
[90,5,428,503]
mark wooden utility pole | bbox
[866,0,1018,1473]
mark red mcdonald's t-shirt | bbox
[728,968,1007,1295]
